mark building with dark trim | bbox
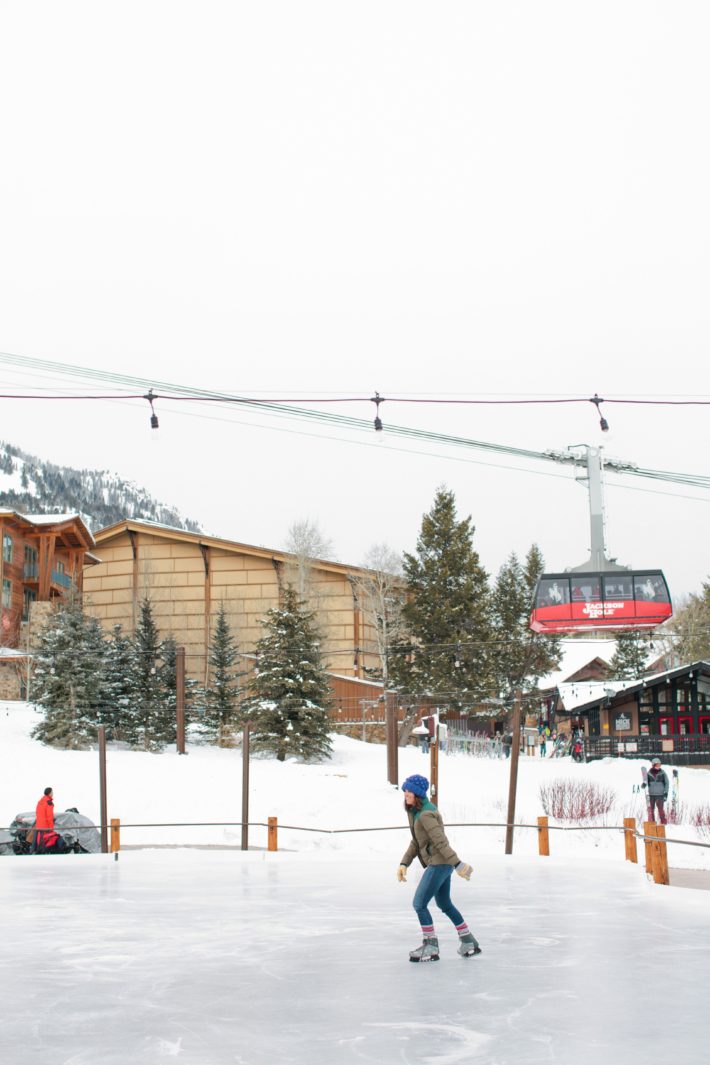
[565,661,710,765]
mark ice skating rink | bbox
[1,849,708,1065]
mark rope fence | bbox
[4,817,709,885]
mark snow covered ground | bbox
[1,703,710,1064]
[2,703,709,868]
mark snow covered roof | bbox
[556,679,629,711]
[0,509,95,547]
[537,638,617,689]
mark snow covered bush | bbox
[539,778,617,823]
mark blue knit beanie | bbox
[402,774,429,798]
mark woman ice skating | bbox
[397,774,481,963]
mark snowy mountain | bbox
[0,440,200,534]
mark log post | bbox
[110,818,121,853]
[623,817,637,863]
[652,824,669,885]
[537,816,550,857]
[98,725,108,855]
[504,691,523,855]
[643,821,655,876]
[268,816,278,852]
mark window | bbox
[24,545,38,579]
[2,533,12,564]
[22,587,37,622]
[2,578,11,608]
[633,575,669,603]
[603,575,633,600]
[538,578,570,606]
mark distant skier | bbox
[397,774,480,963]
[642,758,669,824]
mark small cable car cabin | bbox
[530,571,672,634]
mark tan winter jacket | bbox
[400,802,460,868]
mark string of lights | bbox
[0,350,708,494]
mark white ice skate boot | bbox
[409,936,439,963]
[457,933,482,957]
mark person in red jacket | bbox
[34,786,63,853]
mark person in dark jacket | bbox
[644,758,669,824]
[397,774,481,962]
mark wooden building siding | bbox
[1,511,96,652]
[84,521,382,687]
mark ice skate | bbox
[457,933,482,958]
[409,936,439,963]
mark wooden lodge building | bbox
[83,520,383,712]
[0,510,98,699]
[567,661,710,766]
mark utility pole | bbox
[430,713,440,805]
[176,645,186,754]
[98,725,108,855]
[504,691,522,855]
[241,721,250,851]
[385,692,398,786]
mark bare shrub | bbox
[539,778,617,823]
[691,804,710,840]
[665,801,688,826]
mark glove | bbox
[397,865,408,882]
[641,783,647,789]
[456,862,473,880]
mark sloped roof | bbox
[538,638,617,689]
[0,509,95,549]
[94,518,374,579]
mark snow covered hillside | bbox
[0,440,200,532]
[2,703,709,869]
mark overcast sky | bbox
[0,2,708,599]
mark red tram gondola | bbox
[530,570,672,634]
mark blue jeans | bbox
[412,864,464,928]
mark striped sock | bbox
[420,924,435,938]
[456,922,471,938]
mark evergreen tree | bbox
[665,580,710,663]
[32,596,107,748]
[242,586,332,762]
[100,624,135,742]
[390,487,492,713]
[609,631,650,679]
[203,603,244,746]
[490,546,562,701]
[129,598,166,750]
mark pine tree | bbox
[242,586,332,762]
[129,598,166,750]
[490,545,562,701]
[203,603,244,746]
[609,631,650,679]
[32,596,107,748]
[390,487,492,713]
[100,624,135,741]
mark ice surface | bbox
[1,849,708,1065]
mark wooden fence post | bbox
[110,818,121,853]
[652,824,669,885]
[268,816,278,852]
[643,821,655,875]
[537,816,550,857]
[623,817,637,863]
